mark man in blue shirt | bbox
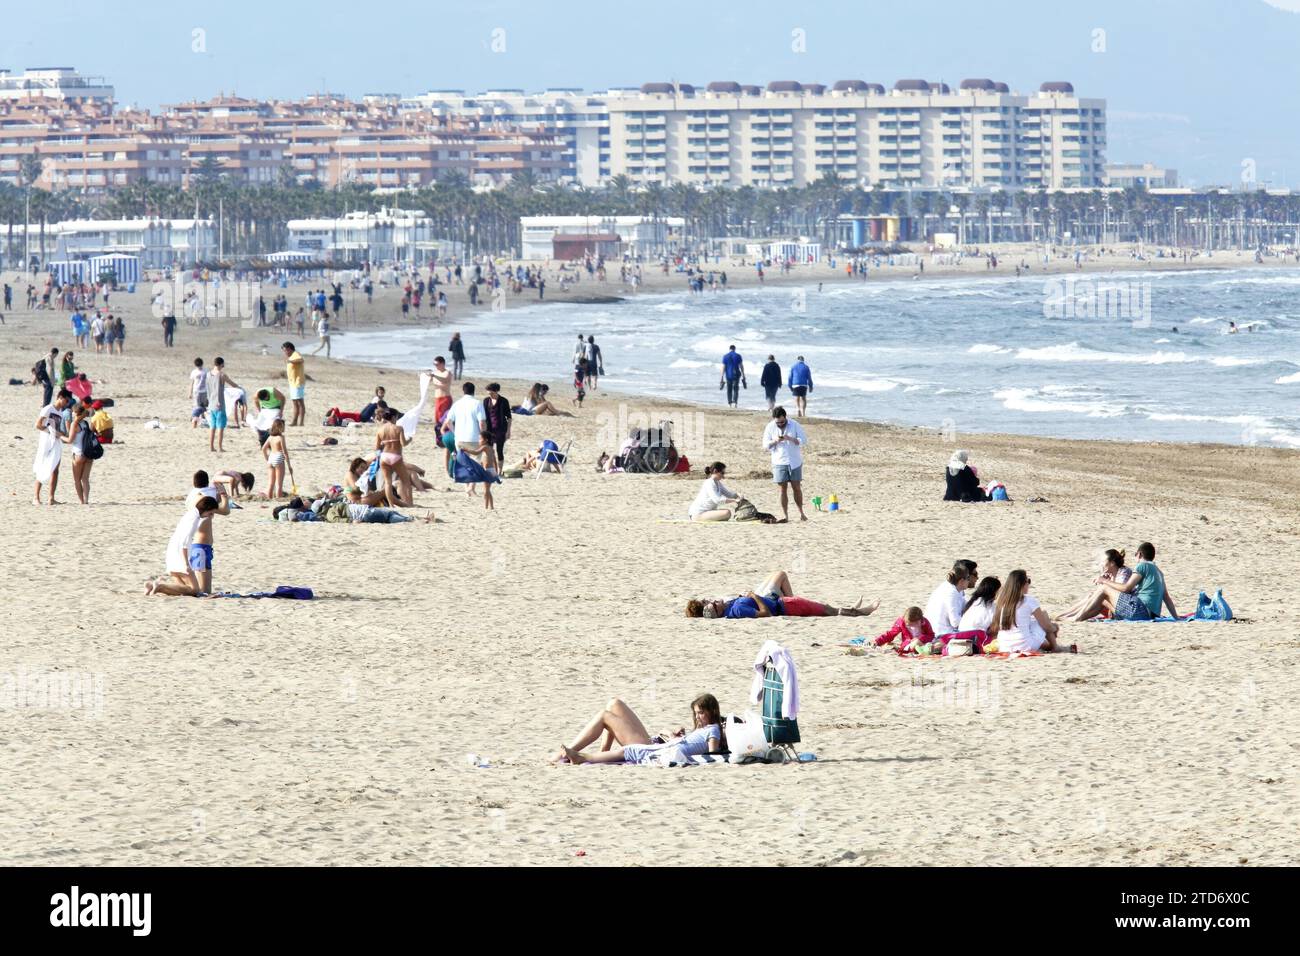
[720,345,746,408]
[787,355,813,417]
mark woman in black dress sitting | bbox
[944,449,989,502]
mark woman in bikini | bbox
[262,419,291,498]
[374,409,413,507]
[63,402,96,505]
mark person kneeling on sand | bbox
[147,495,223,596]
[688,461,741,521]
[685,570,880,619]
[554,694,724,766]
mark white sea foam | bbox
[669,358,713,369]
[968,344,1012,355]
[1275,371,1300,384]
[1016,341,1263,367]
[818,375,899,393]
[993,387,1125,418]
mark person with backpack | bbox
[64,401,102,504]
[31,347,57,407]
[760,355,782,410]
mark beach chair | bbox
[535,438,573,479]
[760,661,801,761]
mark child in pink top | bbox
[874,606,935,652]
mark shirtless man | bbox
[430,354,454,436]
[146,494,224,596]
[374,408,414,506]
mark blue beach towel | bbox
[452,450,502,485]
[212,586,315,600]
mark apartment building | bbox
[0,86,567,191]
[0,67,113,104]
[401,89,610,184]
[602,78,1105,189]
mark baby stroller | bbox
[618,420,679,474]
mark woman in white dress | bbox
[989,569,1074,653]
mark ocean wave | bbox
[689,332,768,355]
[1212,275,1300,286]
[818,375,899,393]
[669,358,713,369]
[1016,341,1263,367]
[1276,371,1300,384]
[653,302,686,312]
[968,343,1012,355]
[993,387,1126,417]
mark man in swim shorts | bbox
[283,342,306,426]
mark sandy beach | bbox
[2,261,1298,867]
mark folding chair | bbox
[760,661,801,761]
[534,438,574,479]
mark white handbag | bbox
[725,711,772,761]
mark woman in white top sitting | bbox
[957,575,1001,633]
[989,569,1074,653]
[688,461,740,521]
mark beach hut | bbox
[266,249,322,279]
[48,260,88,286]
[88,253,141,288]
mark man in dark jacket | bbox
[760,355,782,410]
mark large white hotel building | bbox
[405,77,1105,190]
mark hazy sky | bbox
[6,0,1298,185]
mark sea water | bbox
[331,268,1300,448]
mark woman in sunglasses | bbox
[989,569,1075,653]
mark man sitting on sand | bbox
[685,570,880,619]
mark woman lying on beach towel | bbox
[685,570,881,619]
[554,694,724,766]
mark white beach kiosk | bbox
[266,249,321,282]
[88,253,141,289]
